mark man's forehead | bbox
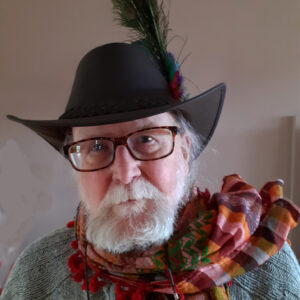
[72,112,177,140]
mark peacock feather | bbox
[112,0,185,100]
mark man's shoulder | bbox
[0,226,79,299]
[9,226,75,275]
[229,242,300,300]
[19,226,74,261]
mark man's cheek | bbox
[79,175,104,209]
[151,169,175,195]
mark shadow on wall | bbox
[0,139,53,285]
[0,138,78,287]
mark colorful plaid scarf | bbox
[67,174,299,299]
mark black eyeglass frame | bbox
[63,126,183,172]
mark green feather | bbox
[112,0,170,79]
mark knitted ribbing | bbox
[1,227,299,300]
[229,241,300,300]
[0,228,113,300]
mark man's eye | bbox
[92,143,103,152]
[140,136,154,143]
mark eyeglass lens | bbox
[68,128,174,171]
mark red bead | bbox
[67,252,84,273]
[66,220,75,228]
[227,280,233,287]
[71,240,78,249]
[88,274,106,293]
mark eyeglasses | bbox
[63,126,182,172]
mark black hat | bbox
[7,42,225,156]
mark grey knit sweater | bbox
[1,227,299,300]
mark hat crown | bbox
[60,43,176,120]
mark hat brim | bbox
[7,83,226,155]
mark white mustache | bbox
[99,178,166,208]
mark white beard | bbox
[78,161,190,254]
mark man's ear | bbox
[180,134,191,175]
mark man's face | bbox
[72,112,191,253]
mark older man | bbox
[2,1,300,298]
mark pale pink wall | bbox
[1,0,299,284]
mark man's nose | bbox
[111,145,141,185]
